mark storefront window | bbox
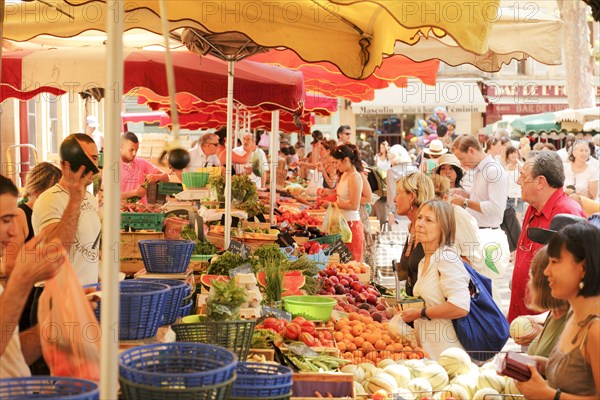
[355,113,421,148]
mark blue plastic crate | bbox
[0,376,99,400]
[178,299,194,318]
[119,343,237,388]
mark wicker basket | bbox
[171,320,256,360]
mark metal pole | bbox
[224,60,235,248]
[101,1,123,398]
[270,111,280,224]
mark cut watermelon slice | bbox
[200,274,230,288]
[256,270,305,290]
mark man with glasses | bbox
[186,133,221,172]
[507,151,585,322]
[337,125,352,146]
[450,134,509,304]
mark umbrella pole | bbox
[270,111,280,224]
[101,2,123,399]
[224,60,235,248]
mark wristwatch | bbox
[462,199,469,209]
[420,308,431,320]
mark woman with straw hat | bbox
[433,153,465,190]
[420,139,448,175]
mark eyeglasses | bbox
[519,212,536,252]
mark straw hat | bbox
[434,153,464,173]
[423,139,448,156]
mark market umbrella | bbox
[135,89,337,134]
[509,112,564,135]
[242,49,440,102]
[4,0,500,79]
[1,47,304,110]
[393,4,563,72]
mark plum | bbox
[334,284,346,295]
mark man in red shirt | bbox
[507,151,585,322]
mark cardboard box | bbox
[120,231,164,260]
[291,372,354,399]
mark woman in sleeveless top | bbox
[393,172,434,295]
[516,223,600,399]
[321,144,364,261]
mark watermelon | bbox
[256,270,306,291]
[200,274,229,288]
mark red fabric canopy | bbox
[2,49,305,112]
[1,51,66,102]
[248,50,440,102]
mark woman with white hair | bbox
[386,145,418,223]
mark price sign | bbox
[228,240,251,259]
[261,306,292,321]
[228,263,254,278]
[327,238,353,263]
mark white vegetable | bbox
[438,348,471,377]
[473,388,502,400]
[477,369,506,393]
[420,363,449,390]
[383,364,411,387]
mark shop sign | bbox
[356,104,483,115]
[486,83,600,102]
[488,103,571,114]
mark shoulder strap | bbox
[574,314,600,350]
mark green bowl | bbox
[181,314,207,324]
[283,295,336,322]
[182,172,209,189]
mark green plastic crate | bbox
[157,182,183,195]
[120,213,164,231]
[312,234,342,245]
[182,172,209,189]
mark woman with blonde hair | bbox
[400,199,471,359]
[393,172,434,294]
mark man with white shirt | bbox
[85,115,104,151]
[450,134,510,302]
[186,133,221,172]
[234,133,268,188]
[1,175,65,378]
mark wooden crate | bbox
[291,372,354,399]
[120,231,164,260]
[120,259,146,276]
[247,348,275,362]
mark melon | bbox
[257,270,306,293]
[473,388,502,400]
[383,364,411,387]
[200,274,229,288]
[510,316,537,339]
[438,347,471,377]
[359,362,377,377]
[341,364,365,382]
[401,359,426,378]
[477,369,505,393]
[420,363,449,390]
[407,377,432,399]
[354,381,367,396]
[504,377,523,400]
[368,373,398,393]
[453,374,477,398]
[441,383,471,400]
[377,359,396,369]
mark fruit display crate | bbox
[290,372,354,400]
[121,212,165,231]
[120,231,164,260]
